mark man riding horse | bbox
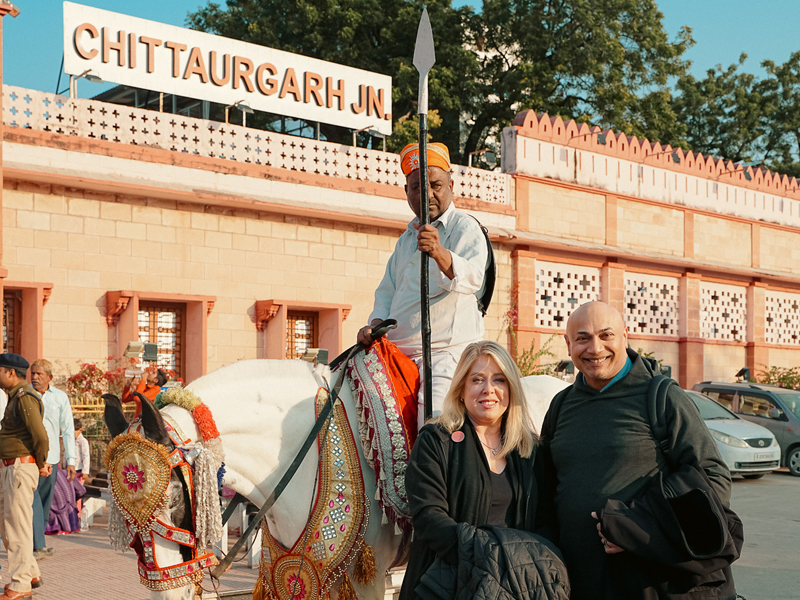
[357,142,491,427]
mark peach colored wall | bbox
[693,215,752,267]
[4,186,510,380]
[524,181,606,244]
[703,344,747,383]
[763,347,800,371]
[615,200,684,257]
[629,338,680,378]
[759,227,800,274]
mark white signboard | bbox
[63,1,392,134]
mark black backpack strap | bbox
[468,215,495,317]
[648,374,676,460]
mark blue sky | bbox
[5,1,800,97]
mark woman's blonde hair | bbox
[434,340,538,458]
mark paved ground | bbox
[730,468,800,600]
[0,470,794,599]
[0,511,258,599]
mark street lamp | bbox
[644,149,682,164]
[69,69,103,98]
[225,100,254,126]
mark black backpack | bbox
[546,375,677,460]
[468,215,496,317]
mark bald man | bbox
[540,302,734,600]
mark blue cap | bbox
[0,353,30,371]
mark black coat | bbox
[399,420,556,600]
[599,463,743,600]
[416,524,569,600]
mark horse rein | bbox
[209,319,397,582]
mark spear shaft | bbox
[414,7,435,422]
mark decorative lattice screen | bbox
[700,282,747,341]
[624,273,680,336]
[534,261,600,329]
[765,290,800,345]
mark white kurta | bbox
[368,203,488,422]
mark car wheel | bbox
[789,448,800,477]
[742,474,765,480]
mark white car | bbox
[687,391,781,479]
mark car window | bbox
[688,393,737,420]
[738,394,784,420]
[702,390,735,411]
[774,392,800,418]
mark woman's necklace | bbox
[478,436,501,456]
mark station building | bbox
[2,4,800,390]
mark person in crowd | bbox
[400,341,566,600]
[29,359,76,561]
[541,301,735,599]
[44,468,85,535]
[357,143,489,425]
[120,366,167,418]
[0,353,48,598]
[73,419,90,482]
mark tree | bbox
[759,51,800,178]
[187,0,692,163]
[670,54,767,162]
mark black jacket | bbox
[416,524,569,600]
[599,463,742,599]
[399,420,556,600]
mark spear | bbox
[413,7,435,421]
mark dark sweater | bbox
[540,349,731,600]
[400,419,554,600]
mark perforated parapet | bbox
[700,282,747,341]
[624,273,679,336]
[534,261,600,330]
[765,290,800,345]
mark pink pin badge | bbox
[451,431,465,443]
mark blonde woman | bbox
[400,341,566,600]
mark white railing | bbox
[2,85,510,205]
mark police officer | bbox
[0,353,48,599]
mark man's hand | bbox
[591,511,624,554]
[39,463,53,478]
[357,319,384,347]
[413,223,454,279]
[66,465,77,482]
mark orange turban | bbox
[400,142,451,176]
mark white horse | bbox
[105,359,570,600]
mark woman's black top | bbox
[487,469,513,527]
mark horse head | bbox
[104,393,205,600]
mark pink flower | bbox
[123,462,146,492]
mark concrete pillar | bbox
[746,282,769,378]
[0,4,22,315]
[678,272,704,387]
[601,261,626,315]
[511,249,538,356]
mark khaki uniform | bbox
[0,383,47,593]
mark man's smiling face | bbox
[565,302,629,390]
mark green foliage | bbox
[635,347,663,372]
[187,0,692,162]
[387,109,443,153]
[513,333,560,377]
[757,366,800,388]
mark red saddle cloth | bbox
[346,337,419,533]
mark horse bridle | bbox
[122,418,218,591]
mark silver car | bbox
[687,391,781,479]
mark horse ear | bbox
[103,394,129,438]
[138,392,173,447]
